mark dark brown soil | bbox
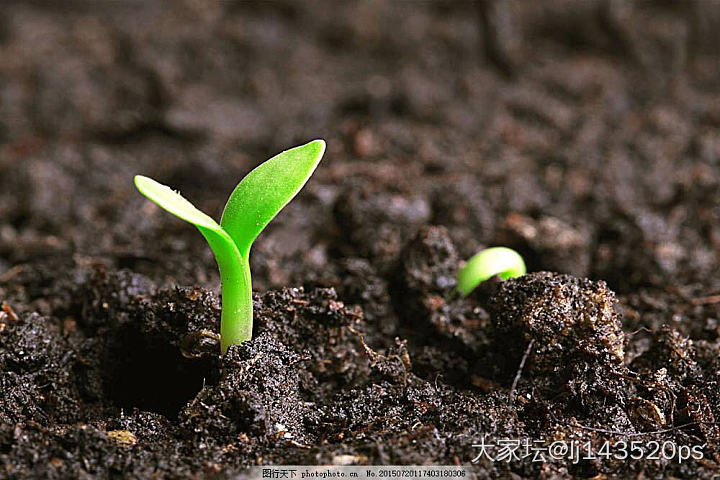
[2,1,720,478]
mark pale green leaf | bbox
[134,175,221,231]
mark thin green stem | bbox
[199,227,252,354]
[219,259,252,354]
[219,253,252,354]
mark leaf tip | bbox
[134,175,152,193]
[303,139,326,161]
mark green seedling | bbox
[455,247,526,297]
[135,139,326,354]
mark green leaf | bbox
[456,247,526,297]
[133,175,243,280]
[134,175,221,231]
[220,139,326,260]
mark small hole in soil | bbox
[103,325,216,419]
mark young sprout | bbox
[455,247,526,297]
[134,139,326,354]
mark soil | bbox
[2,1,720,478]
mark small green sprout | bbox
[455,247,526,297]
[135,139,326,354]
